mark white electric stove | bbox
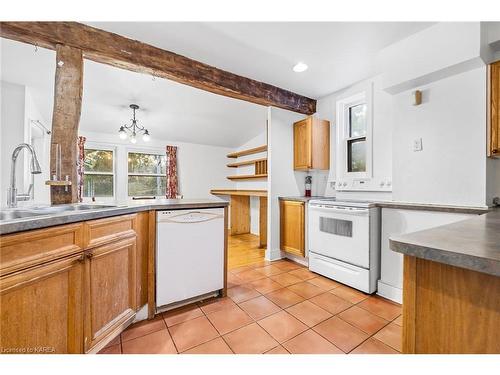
[307,199,380,293]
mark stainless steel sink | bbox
[0,210,47,221]
[0,204,118,221]
[60,204,117,211]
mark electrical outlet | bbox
[413,138,423,152]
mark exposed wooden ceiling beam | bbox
[0,22,316,115]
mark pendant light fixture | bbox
[118,104,151,143]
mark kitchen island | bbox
[390,208,500,354]
[0,199,229,354]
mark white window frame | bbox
[126,148,167,198]
[336,87,373,181]
[82,143,116,201]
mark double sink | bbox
[0,204,118,221]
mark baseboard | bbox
[133,304,149,322]
[284,253,308,267]
[377,280,402,304]
[265,248,283,261]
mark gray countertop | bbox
[390,208,500,277]
[0,199,229,235]
[278,196,489,214]
[278,196,326,202]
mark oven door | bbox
[308,204,370,268]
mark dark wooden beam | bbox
[50,44,83,204]
[0,22,316,115]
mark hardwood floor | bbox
[228,234,266,270]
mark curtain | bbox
[166,145,179,199]
[77,136,86,202]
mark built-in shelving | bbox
[210,189,268,197]
[227,157,267,168]
[226,145,267,158]
[227,174,267,181]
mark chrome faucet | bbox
[7,143,42,208]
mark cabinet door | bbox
[280,200,305,257]
[294,118,312,170]
[84,237,136,352]
[489,62,500,157]
[0,254,84,354]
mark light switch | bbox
[413,138,423,152]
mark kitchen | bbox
[0,8,499,370]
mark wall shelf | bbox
[227,157,267,168]
[210,189,267,197]
[226,145,267,158]
[227,174,267,181]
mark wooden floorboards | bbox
[228,234,266,270]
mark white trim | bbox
[376,280,402,304]
[82,143,117,200]
[335,84,374,185]
[126,150,167,198]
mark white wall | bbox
[316,76,394,201]
[377,22,485,94]
[486,157,500,205]
[379,209,477,303]
[24,87,51,204]
[392,67,488,207]
[232,131,268,235]
[267,107,307,260]
[1,81,26,207]
[80,130,234,203]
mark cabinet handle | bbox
[77,254,85,263]
[86,252,94,259]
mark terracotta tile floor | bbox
[100,259,402,354]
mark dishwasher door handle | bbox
[159,211,224,224]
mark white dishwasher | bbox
[156,208,225,310]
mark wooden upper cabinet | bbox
[489,62,500,157]
[84,237,137,352]
[293,116,330,170]
[0,254,84,354]
[280,200,305,257]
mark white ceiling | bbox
[87,22,435,98]
[80,60,267,147]
[2,22,435,147]
[1,38,267,148]
[0,38,55,125]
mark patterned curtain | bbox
[77,136,86,203]
[166,145,179,199]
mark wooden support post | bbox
[230,195,250,235]
[50,44,83,204]
[259,197,268,248]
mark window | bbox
[127,152,166,197]
[83,148,114,197]
[347,103,367,173]
[336,90,372,180]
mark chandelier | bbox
[118,104,150,143]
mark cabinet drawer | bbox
[84,214,137,248]
[0,223,84,277]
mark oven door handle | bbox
[309,205,369,216]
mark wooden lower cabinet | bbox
[84,237,137,352]
[0,254,84,354]
[403,256,500,353]
[0,212,147,354]
[280,200,305,257]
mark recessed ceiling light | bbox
[293,62,308,73]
